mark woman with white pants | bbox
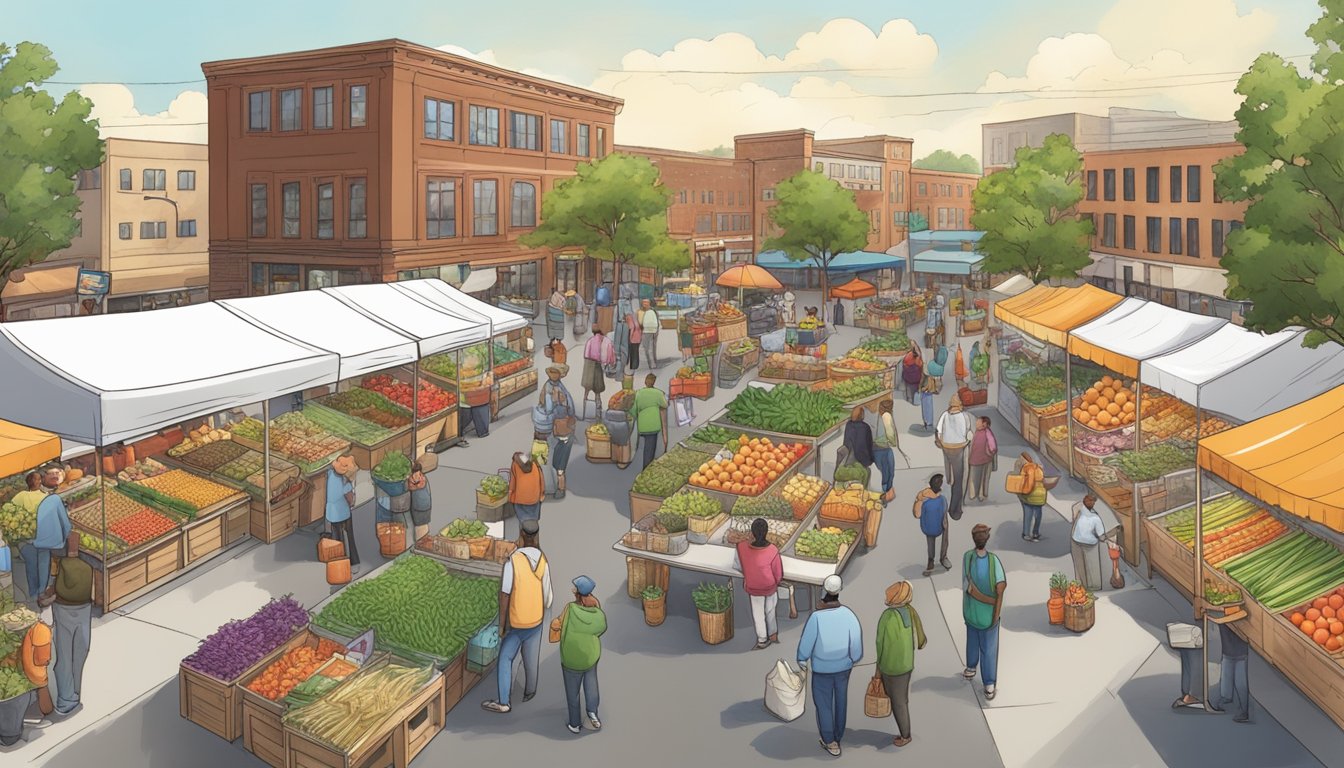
[735,518,784,650]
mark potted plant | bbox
[692,582,734,645]
[1063,580,1095,633]
[1048,572,1067,625]
[641,585,666,627]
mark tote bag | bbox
[764,659,807,722]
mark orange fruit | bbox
[1314,628,1330,645]
[1314,597,1329,610]
[1328,636,1342,652]
[1307,607,1322,622]
[1331,594,1344,610]
[1291,612,1305,626]
[1325,606,1338,620]
[1087,404,1100,416]
[1302,619,1317,635]
[1331,621,1344,636]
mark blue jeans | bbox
[1178,647,1202,697]
[966,623,1000,687]
[497,623,542,707]
[873,448,896,494]
[551,436,573,472]
[1217,656,1249,718]
[514,502,541,524]
[19,543,56,599]
[1021,502,1043,538]
[562,665,600,728]
[53,602,92,713]
[811,668,851,745]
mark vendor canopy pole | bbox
[1066,353,1076,478]
[412,364,419,460]
[263,400,272,518]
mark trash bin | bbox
[0,690,32,746]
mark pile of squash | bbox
[1072,375,1137,432]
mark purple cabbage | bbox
[182,596,310,681]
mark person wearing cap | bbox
[541,364,576,498]
[962,524,1006,701]
[483,520,552,714]
[555,575,607,734]
[876,581,926,747]
[796,574,863,757]
[935,393,974,522]
[735,517,783,650]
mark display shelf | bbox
[238,630,347,768]
[250,494,300,544]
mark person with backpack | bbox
[962,524,1006,701]
[841,407,876,490]
[873,399,906,503]
[483,519,552,714]
[913,474,950,576]
[1014,452,1047,542]
[901,346,923,404]
[553,575,606,734]
[876,581,926,748]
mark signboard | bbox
[346,628,375,666]
[76,269,111,296]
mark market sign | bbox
[555,252,585,261]
[76,269,111,296]
[346,628,375,666]
[695,239,725,251]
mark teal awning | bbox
[912,250,984,275]
[755,250,904,272]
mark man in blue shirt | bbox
[962,523,1006,701]
[21,467,71,602]
[914,474,950,577]
[325,454,360,573]
[796,574,863,757]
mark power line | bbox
[98,121,207,128]
[48,78,206,85]
[598,53,1314,75]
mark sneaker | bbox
[893,736,912,747]
[522,691,536,703]
[587,712,602,730]
[941,558,953,570]
[985,685,996,700]
[22,718,51,729]
[567,723,581,734]
[922,566,935,577]
[963,668,977,679]
[1022,535,1032,542]
[820,740,841,757]
[481,700,512,714]
[1233,714,1250,724]
[768,634,779,645]
[1031,535,1042,542]
[752,641,770,651]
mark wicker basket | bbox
[687,512,728,544]
[587,430,612,462]
[377,522,407,557]
[626,556,670,599]
[467,536,494,559]
[697,602,734,645]
[647,529,689,555]
[716,317,748,342]
[491,539,518,563]
[622,529,649,550]
[440,538,471,560]
[1063,601,1095,633]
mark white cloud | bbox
[79,84,208,144]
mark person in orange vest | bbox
[508,451,546,524]
[482,519,553,714]
[21,611,54,729]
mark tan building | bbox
[202,39,622,312]
[910,168,979,231]
[2,138,210,320]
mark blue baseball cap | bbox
[573,575,596,596]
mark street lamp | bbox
[143,195,180,229]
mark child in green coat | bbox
[557,575,607,734]
[876,581,926,747]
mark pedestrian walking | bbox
[407,462,432,543]
[624,300,643,371]
[639,299,661,369]
[735,518,783,650]
[796,575,863,758]
[1209,622,1251,723]
[541,364,576,499]
[20,467,71,603]
[581,328,613,416]
[914,474,950,576]
[968,416,998,502]
[901,347,923,404]
[919,373,937,429]
[842,407,876,489]
[483,519,552,714]
[1070,495,1109,591]
[1171,615,1203,710]
[876,581,926,748]
[555,575,606,734]
[873,399,905,503]
[631,373,669,470]
[324,454,360,573]
[935,393,974,521]
[41,531,93,716]
[962,523,1006,701]
[508,451,545,524]
[783,291,796,324]
[1013,452,1047,542]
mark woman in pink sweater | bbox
[736,518,784,650]
[968,416,998,502]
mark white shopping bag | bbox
[1166,622,1204,649]
[674,397,695,428]
[764,659,807,722]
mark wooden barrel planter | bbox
[1048,596,1065,625]
[642,589,667,627]
[1063,602,1095,633]
[698,605,734,645]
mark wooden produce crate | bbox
[180,626,307,743]
[629,490,665,522]
[250,494,300,544]
[349,430,414,477]
[440,652,466,713]
[183,506,227,566]
[94,529,184,612]
[413,412,450,459]
[239,630,344,768]
[299,470,327,527]
[1143,511,1196,599]
[1265,608,1344,730]
[225,500,251,545]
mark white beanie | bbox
[823,575,843,595]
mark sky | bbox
[7,0,1324,161]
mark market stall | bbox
[991,284,1125,457]
[658,279,707,329]
[0,420,64,602]
[858,293,926,333]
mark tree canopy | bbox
[764,170,869,321]
[913,149,981,175]
[969,134,1092,284]
[908,211,929,233]
[0,41,104,315]
[1215,0,1344,348]
[520,153,690,283]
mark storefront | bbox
[250,264,373,296]
[1083,254,1251,321]
[107,288,209,314]
[1,263,85,321]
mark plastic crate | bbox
[467,623,500,673]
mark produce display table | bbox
[250,493,301,544]
[1019,401,1066,450]
[238,629,343,768]
[182,497,250,565]
[706,410,844,477]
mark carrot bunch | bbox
[1204,513,1288,568]
[246,638,344,701]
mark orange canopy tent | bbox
[829,278,877,300]
[0,419,61,478]
[1198,385,1344,533]
[992,283,1124,348]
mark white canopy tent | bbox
[989,274,1035,298]
[0,304,337,445]
[1142,327,1344,424]
[393,278,528,335]
[1068,299,1227,379]
[220,291,420,382]
[323,283,489,357]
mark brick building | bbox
[201,39,622,312]
[909,168,979,231]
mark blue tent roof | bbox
[909,230,985,243]
[912,250,984,275]
[755,250,904,272]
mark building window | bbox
[424,98,455,140]
[469,106,500,146]
[473,180,498,235]
[313,87,333,130]
[678,189,687,204]
[250,184,268,237]
[139,221,167,239]
[706,191,715,204]
[596,127,607,158]
[142,169,166,191]
[762,188,775,201]
[956,184,964,198]
[549,119,567,154]
[1169,217,1183,255]
[118,222,132,240]
[1123,215,1135,250]
[426,178,456,239]
[348,179,367,239]
[937,208,948,228]
[1169,166,1182,203]
[349,85,367,127]
[917,182,927,196]
[942,184,952,196]
[1186,218,1200,257]
[316,182,334,239]
[282,182,300,237]
[1212,219,1225,259]
[251,263,301,296]
[119,168,131,190]
[1146,216,1161,253]
[1122,168,1135,202]
[509,112,540,151]
[1213,183,1223,204]
[1186,166,1201,203]
[279,88,302,131]
[78,168,101,190]
[306,269,364,291]
[577,124,590,157]
[510,181,537,228]
[1103,169,1115,202]
[1229,220,1243,232]
[248,91,271,131]
[695,214,712,233]
[177,219,198,237]
[829,163,842,178]
[958,208,966,228]
[1102,213,1116,248]
[1086,170,1097,201]
[1146,166,1159,203]
[716,213,730,231]
[176,170,196,191]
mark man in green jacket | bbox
[559,575,607,734]
[876,580,926,747]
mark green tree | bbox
[970,134,1092,284]
[0,42,103,319]
[764,170,869,322]
[909,211,929,233]
[700,145,734,158]
[520,153,689,309]
[1215,0,1344,347]
[913,149,981,175]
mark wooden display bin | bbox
[226,502,251,545]
[1143,514,1196,599]
[413,412,450,459]
[97,530,184,611]
[441,652,466,713]
[299,470,327,527]
[350,429,414,476]
[250,494,300,544]
[179,625,303,743]
[629,491,663,522]
[239,630,344,768]
[1265,602,1344,729]
[184,510,226,567]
